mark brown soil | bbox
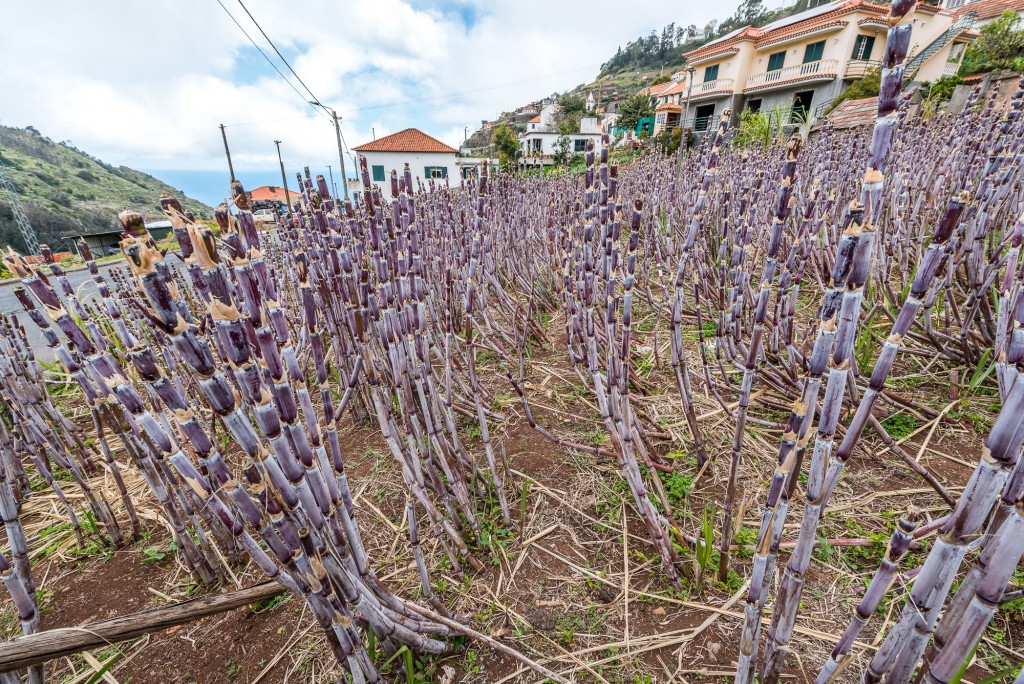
[2,324,1021,684]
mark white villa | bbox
[353,128,459,198]
[519,103,603,165]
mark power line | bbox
[234,0,323,106]
[342,64,600,115]
[213,0,329,122]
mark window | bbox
[767,51,786,72]
[574,139,589,152]
[371,165,385,182]
[425,166,447,179]
[851,35,875,60]
[803,40,825,64]
[656,112,667,124]
[746,98,762,113]
[948,43,966,63]
[704,64,719,82]
[694,104,716,132]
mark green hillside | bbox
[0,125,211,254]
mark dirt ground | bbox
[2,328,1022,684]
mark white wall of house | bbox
[358,151,460,197]
[539,104,559,129]
[519,132,602,158]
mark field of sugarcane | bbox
[1,3,1024,682]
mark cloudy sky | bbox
[1,0,747,181]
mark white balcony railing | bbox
[690,78,735,99]
[745,59,839,90]
[845,59,881,80]
[943,62,960,77]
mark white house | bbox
[519,115,602,165]
[352,128,459,198]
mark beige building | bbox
[677,0,977,132]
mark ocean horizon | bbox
[145,168,351,209]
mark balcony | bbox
[745,59,839,92]
[845,59,881,80]
[688,78,736,101]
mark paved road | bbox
[0,259,187,361]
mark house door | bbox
[791,91,814,122]
[694,104,716,131]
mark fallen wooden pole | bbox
[0,582,284,672]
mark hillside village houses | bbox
[518,103,603,165]
[649,0,979,135]
[947,0,1024,26]
[944,0,1024,21]
[352,128,460,198]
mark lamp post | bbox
[682,65,696,132]
[675,65,697,188]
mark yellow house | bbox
[678,0,976,131]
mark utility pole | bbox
[273,140,292,219]
[220,124,236,181]
[327,165,339,201]
[0,165,40,255]
[309,103,351,202]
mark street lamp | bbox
[683,65,696,131]
[675,65,697,187]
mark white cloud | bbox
[0,0,741,175]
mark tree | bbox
[651,74,671,85]
[960,11,1024,75]
[616,91,655,133]
[552,135,572,167]
[491,123,520,171]
[555,93,588,135]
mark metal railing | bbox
[844,59,881,80]
[682,116,715,133]
[813,98,837,118]
[746,59,839,90]
[943,62,961,77]
[904,11,975,83]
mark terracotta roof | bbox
[529,116,541,123]
[825,95,878,129]
[659,81,689,96]
[684,1,889,61]
[248,186,297,203]
[656,102,683,111]
[352,128,456,153]
[954,0,1024,20]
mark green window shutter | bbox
[441,167,448,178]
[372,165,385,182]
[803,41,824,63]
[767,51,785,71]
[852,35,875,60]
[704,64,719,82]
[425,166,431,179]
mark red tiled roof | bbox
[659,81,689,96]
[954,0,1024,20]
[637,82,675,98]
[656,102,683,111]
[529,115,541,123]
[825,96,878,129]
[352,128,457,153]
[249,186,297,203]
[684,1,889,61]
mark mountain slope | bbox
[0,125,212,254]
